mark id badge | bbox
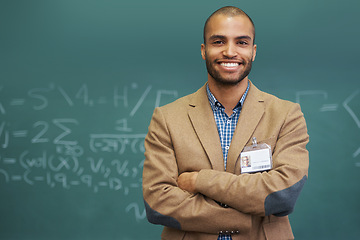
[240,137,272,174]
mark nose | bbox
[223,43,237,58]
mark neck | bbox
[208,77,249,116]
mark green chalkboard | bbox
[1,0,359,239]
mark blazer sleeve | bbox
[195,103,309,217]
[142,107,252,234]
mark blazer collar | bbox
[187,81,265,173]
[188,84,225,171]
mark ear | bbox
[201,43,206,60]
[252,44,257,61]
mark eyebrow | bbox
[208,35,253,41]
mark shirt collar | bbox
[206,81,250,112]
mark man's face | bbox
[201,14,257,86]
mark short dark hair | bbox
[203,6,255,44]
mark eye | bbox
[238,41,249,45]
[212,40,224,45]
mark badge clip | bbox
[252,137,257,148]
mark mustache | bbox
[215,58,245,64]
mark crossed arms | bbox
[142,100,309,234]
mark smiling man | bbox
[143,6,309,240]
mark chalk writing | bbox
[0,121,9,148]
[343,90,360,128]
[126,202,147,222]
[343,89,360,166]
[296,90,339,112]
[0,82,179,220]
[89,134,146,154]
[296,89,360,167]
[2,82,359,224]
[0,86,5,114]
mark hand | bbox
[177,172,198,193]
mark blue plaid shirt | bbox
[206,81,250,240]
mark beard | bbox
[205,55,253,86]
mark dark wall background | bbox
[0,0,359,239]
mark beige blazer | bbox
[143,81,309,240]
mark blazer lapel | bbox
[188,85,225,171]
[226,82,265,173]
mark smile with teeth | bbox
[220,62,240,67]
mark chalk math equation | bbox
[0,83,179,221]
